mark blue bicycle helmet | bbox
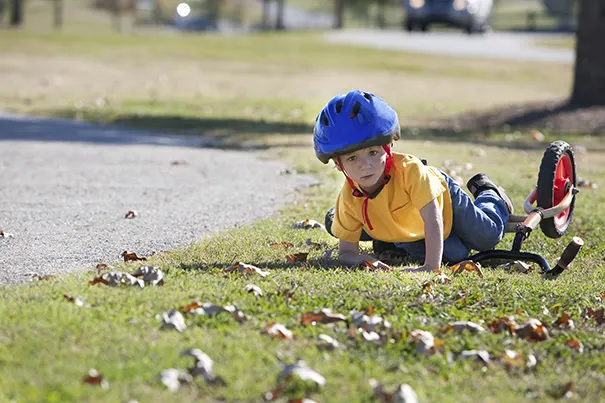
[313,90,400,164]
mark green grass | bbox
[1,4,604,402]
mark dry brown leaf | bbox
[351,310,391,332]
[266,361,325,401]
[0,231,14,238]
[160,309,187,332]
[94,263,114,272]
[409,330,437,356]
[433,268,451,284]
[122,250,147,262]
[131,266,164,286]
[370,379,418,403]
[181,349,224,385]
[440,321,485,334]
[459,350,490,365]
[88,271,144,288]
[24,272,56,281]
[224,262,270,278]
[316,334,340,351]
[270,241,294,248]
[501,350,537,369]
[577,177,598,189]
[450,260,483,278]
[301,308,347,327]
[601,291,605,301]
[179,302,247,323]
[286,253,308,264]
[487,316,518,334]
[83,369,108,388]
[584,307,605,325]
[261,322,293,340]
[244,283,263,297]
[124,210,138,219]
[422,281,432,294]
[358,260,392,272]
[516,318,550,342]
[531,129,545,142]
[159,368,192,392]
[554,312,575,329]
[293,219,325,230]
[63,294,85,307]
[564,338,584,353]
[551,382,574,399]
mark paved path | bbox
[324,29,574,64]
[0,115,315,285]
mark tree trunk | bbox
[53,0,63,29]
[334,0,344,29]
[111,0,122,32]
[570,0,605,106]
[376,0,386,29]
[9,0,23,26]
[261,0,270,30]
[275,0,285,30]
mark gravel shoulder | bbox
[0,115,316,285]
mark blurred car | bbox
[403,0,493,34]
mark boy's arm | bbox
[417,198,444,271]
[338,239,392,271]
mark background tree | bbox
[9,0,23,26]
[53,0,63,29]
[261,0,270,30]
[275,0,284,30]
[334,0,344,29]
[570,0,605,105]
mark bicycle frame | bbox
[468,185,580,274]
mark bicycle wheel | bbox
[536,141,576,238]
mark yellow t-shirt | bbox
[332,153,453,243]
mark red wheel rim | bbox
[553,152,573,228]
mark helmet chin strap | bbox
[335,144,393,231]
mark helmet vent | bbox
[362,92,371,101]
[350,102,361,119]
[321,112,330,126]
[335,101,343,113]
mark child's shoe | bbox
[466,173,514,214]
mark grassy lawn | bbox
[1,2,604,402]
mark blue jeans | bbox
[394,173,510,264]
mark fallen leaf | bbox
[83,369,109,388]
[122,251,147,262]
[433,268,451,284]
[409,330,437,356]
[131,266,164,286]
[160,309,187,332]
[0,231,14,238]
[181,349,224,385]
[293,219,325,230]
[361,330,381,343]
[180,302,247,323]
[577,177,598,189]
[95,263,114,272]
[440,321,485,334]
[459,350,490,365]
[351,310,391,332]
[316,334,339,351]
[159,368,192,392]
[261,322,293,340]
[487,316,518,334]
[564,338,584,353]
[63,294,85,307]
[370,379,418,403]
[422,281,432,294]
[24,272,56,281]
[497,260,533,274]
[88,272,144,288]
[244,283,263,297]
[531,129,545,142]
[124,210,138,219]
[583,307,605,325]
[224,262,269,278]
[501,350,537,369]
[270,241,294,248]
[516,318,550,342]
[449,260,483,278]
[554,312,575,329]
[550,381,574,399]
[266,361,325,401]
[286,253,308,264]
[301,308,347,327]
[358,260,391,272]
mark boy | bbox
[314,90,513,272]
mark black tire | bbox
[536,141,576,239]
[420,23,428,32]
[405,19,415,32]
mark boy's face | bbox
[337,146,387,193]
